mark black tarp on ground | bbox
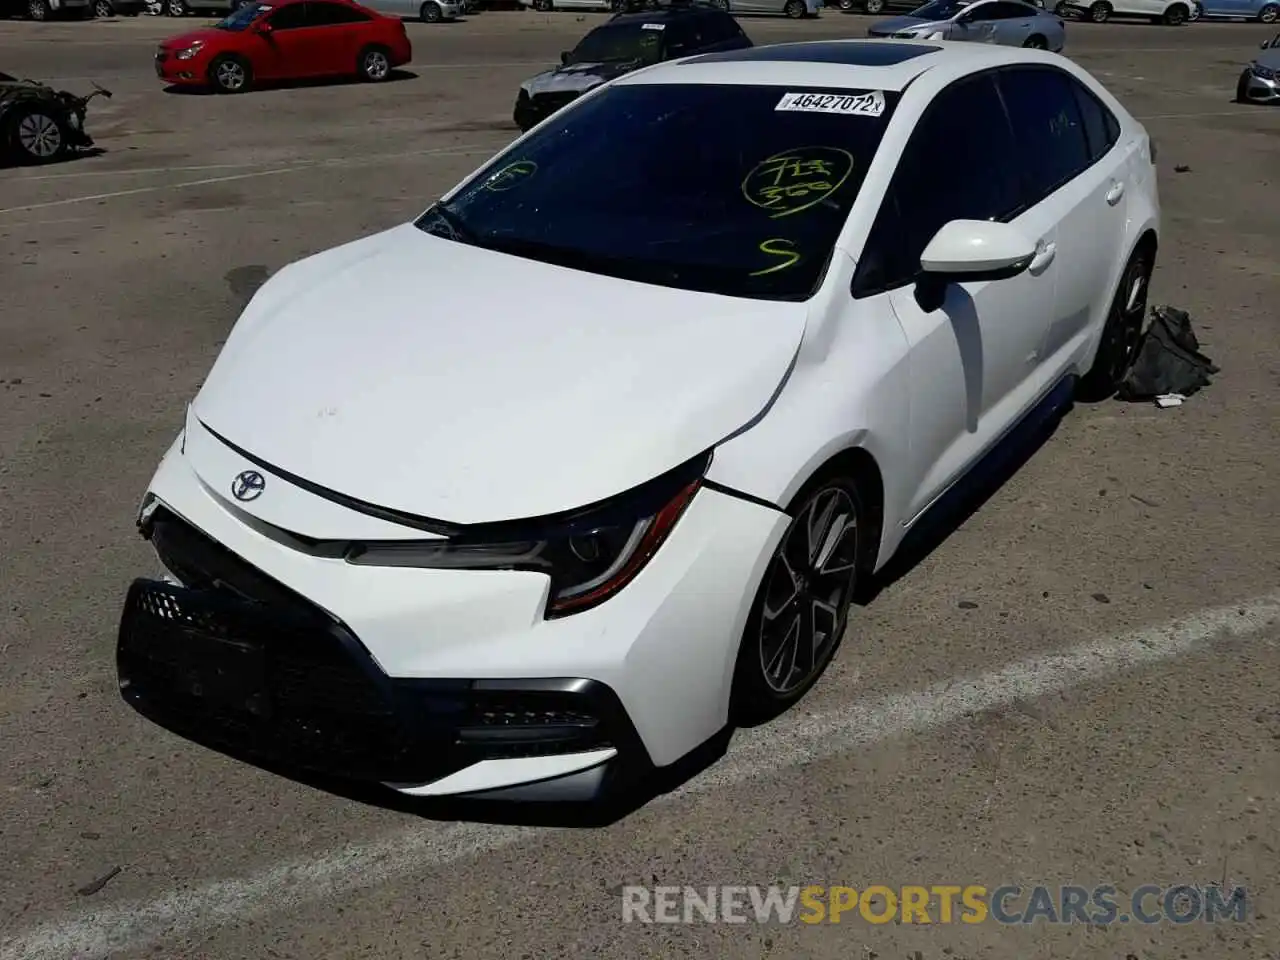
[1117,305,1221,402]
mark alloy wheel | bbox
[865,0,884,11]
[28,0,48,20]
[1096,257,1150,388]
[94,0,113,15]
[1261,3,1278,21]
[17,112,62,159]
[167,0,185,14]
[757,485,859,696]
[215,60,246,90]
[363,50,389,80]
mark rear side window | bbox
[267,2,309,27]
[307,1,370,22]
[853,73,1021,298]
[996,66,1091,205]
[1070,80,1121,162]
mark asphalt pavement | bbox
[1,10,1279,959]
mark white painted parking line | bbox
[1,591,1276,960]
[0,142,506,215]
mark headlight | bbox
[1252,62,1276,80]
[345,451,711,618]
[176,44,203,60]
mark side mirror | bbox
[913,219,1035,312]
[256,20,273,32]
[560,50,571,65]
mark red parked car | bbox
[155,0,412,94]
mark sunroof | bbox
[683,41,941,67]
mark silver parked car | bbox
[362,0,464,20]
[1238,33,1280,103]
[868,0,1066,49]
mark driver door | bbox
[256,2,325,80]
[950,0,1006,42]
[852,71,1058,522]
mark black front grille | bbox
[530,91,579,114]
[118,508,648,787]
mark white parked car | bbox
[118,39,1159,803]
[1057,0,1193,23]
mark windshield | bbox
[909,0,967,19]
[416,83,899,302]
[216,1,269,30]
[568,23,665,65]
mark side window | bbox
[308,1,370,23]
[991,1,1034,15]
[267,3,309,28]
[962,2,998,18]
[996,66,1092,206]
[1070,79,1120,162]
[663,21,701,57]
[853,74,1022,298]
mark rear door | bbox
[305,0,373,75]
[995,65,1129,378]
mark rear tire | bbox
[1023,33,1047,46]
[357,45,391,81]
[27,0,50,20]
[93,0,114,15]
[1077,247,1154,402]
[420,0,442,19]
[730,471,867,727]
[863,0,885,10]
[165,0,187,15]
[208,54,251,93]
[1088,0,1110,19]
[6,107,68,164]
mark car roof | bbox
[619,38,1047,93]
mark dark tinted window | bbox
[568,22,666,65]
[419,83,899,301]
[853,73,1021,297]
[697,11,742,45]
[267,2,309,28]
[214,0,268,30]
[965,2,1013,19]
[663,19,702,57]
[307,1,369,22]
[1071,79,1120,162]
[997,66,1091,204]
[910,0,967,20]
[986,1,1035,16]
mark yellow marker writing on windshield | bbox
[750,238,801,276]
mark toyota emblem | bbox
[231,470,265,502]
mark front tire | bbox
[209,54,251,93]
[1088,0,1110,20]
[7,107,68,164]
[863,0,885,10]
[420,0,442,19]
[1077,248,1153,401]
[1163,2,1188,23]
[1236,69,1253,102]
[783,0,806,16]
[165,0,187,15]
[357,45,391,81]
[1260,2,1278,21]
[731,473,865,726]
[93,0,114,15]
[27,0,50,20]
[1023,33,1047,46]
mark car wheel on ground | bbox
[1023,33,1047,46]
[93,0,114,14]
[783,0,806,15]
[532,0,551,9]
[27,0,50,19]
[420,0,442,19]
[731,471,866,726]
[6,106,68,164]
[1054,0,1070,13]
[1088,0,1110,19]
[1260,2,1278,20]
[708,0,729,9]
[1235,69,1251,102]
[1077,245,1155,401]
[357,45,392,81]
[1162,2,1188,23]
[209,54,252,93]
[863,0,885,10]
[166,0,187,14]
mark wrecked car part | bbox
[1117,305,1220,402]
[0,72,112,165]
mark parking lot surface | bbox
[2,10,1280,959]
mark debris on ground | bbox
[1117,305,1220,405]
[76,865,122,897]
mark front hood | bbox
[192,224,808,526]
[869,15,935,32]
[1254,49,1280,70]
[520,60,636,98]
[161,28,227,50]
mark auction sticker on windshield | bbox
[775,91,886,117]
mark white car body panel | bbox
[193,222,807,526]
[126,41,1159,800]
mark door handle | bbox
[1029,240,1056,273]
[1105,181,1125,205]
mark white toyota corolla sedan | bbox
[119,39,1159,803]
